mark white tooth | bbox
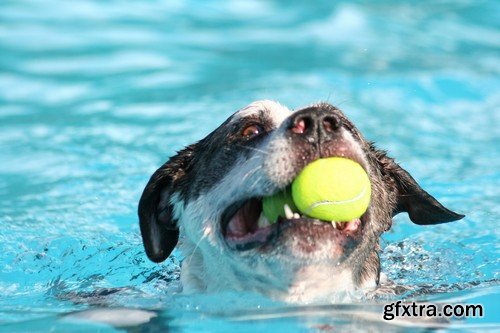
[284,204,294,220]
[331,221,336,228]
[257,213,271,228]
[293,213,300,219]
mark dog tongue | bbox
[226,199,261,237]
[343,218,360,232]
[227,214,247,237]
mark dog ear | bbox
[138,145,195,263]
[376,151,464,225]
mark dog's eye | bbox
[241,124,263,139]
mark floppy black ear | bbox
[138,145,195,263]
[378,153,465,225]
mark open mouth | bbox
[221,195,365,251]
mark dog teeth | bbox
[293,213,300,219]
[336,222,346,230]
[257,213,271,228]
[284,204,294,220]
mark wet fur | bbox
[138,100,464,303]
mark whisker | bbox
[325,92,333,104]
[185,228,209,268]
[248,174,263,192]
[241,165,262,182]
[335,98,351,108]
[234,144,270,156]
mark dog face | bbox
[138,101,463,303]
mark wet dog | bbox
[138,101,463,303]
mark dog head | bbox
[138,101,463,302]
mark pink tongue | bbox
[227,213,248,237]
[226,199,261,238]
[344,218,360,232]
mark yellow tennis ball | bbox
[262,189,297,223]
[291,157,371,222]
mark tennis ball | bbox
[291,157,371,222]
[262,188,297,223]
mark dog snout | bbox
[289,107,343,143]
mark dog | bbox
[138,100,464,303]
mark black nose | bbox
[289,107,342,142]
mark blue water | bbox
[1,0,499,331]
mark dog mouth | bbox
[221,194,365,252]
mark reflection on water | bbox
[0,0,498,331]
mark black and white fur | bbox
[138,101,464,303]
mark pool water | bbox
[1,0,499,331]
